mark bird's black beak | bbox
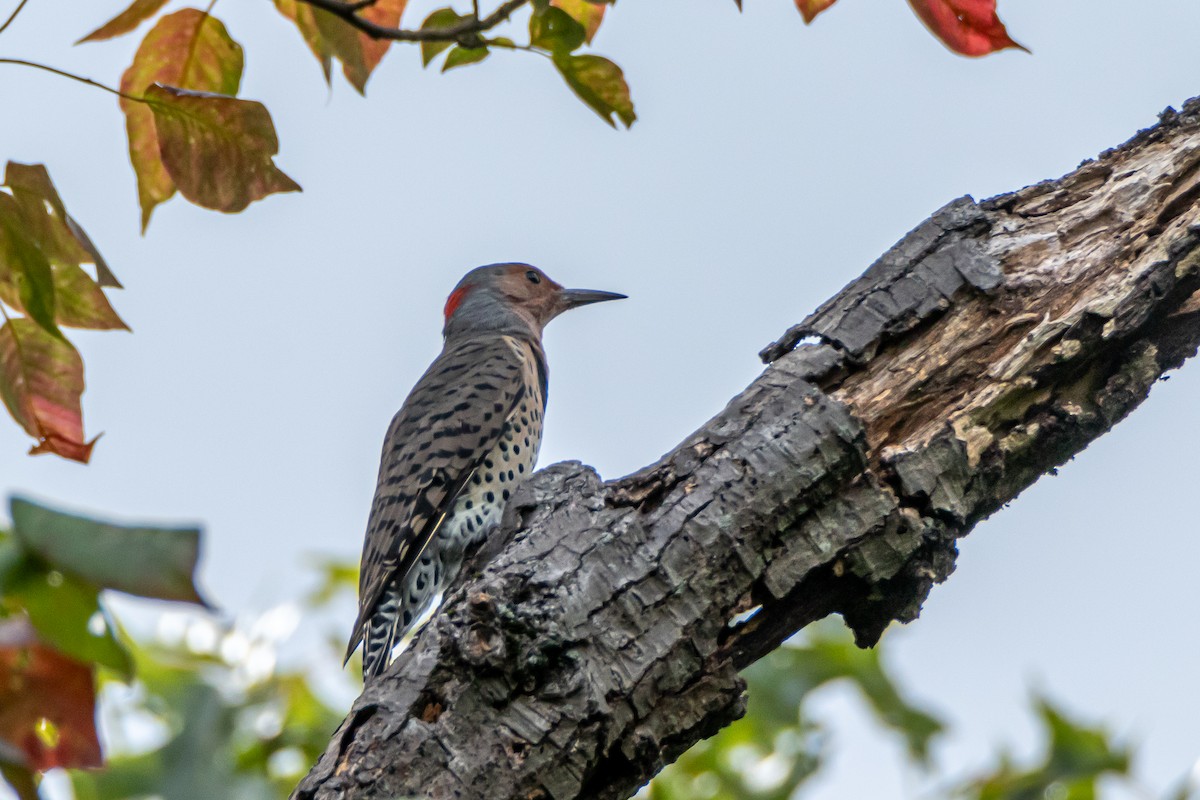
[559,288,627,311]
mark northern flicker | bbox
[346,263,625,681]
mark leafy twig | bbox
[291,0,528,41]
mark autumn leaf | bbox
[553,54,636,128]
[1,163,127,331]
[794,0,837,24]
[0,206,58,339]
[0,617,101,771]
[144,85,301,213]
[120,9,244,230]
[78,0,171,43]
[551,0,606,43]
[356,0,407,89]
[273,0,334,81]
[907,0,1027,56]
[0,318,95,462]
[274,0,406,93]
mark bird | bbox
[346,263,625,681]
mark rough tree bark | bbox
[294,98,1200,800]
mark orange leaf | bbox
[120,10,244,230]
[77,0,170,43]
[551,0,605,43]
[794,0,837,24]
[358,0,407,86]
[0,318,95,463]
[0,618,101,771]
[907,0,1027,56]
[274,0,405,94]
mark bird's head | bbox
[442,263,625,340]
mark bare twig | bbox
[0,58,144,103]
[292,0,528,41]
[0,0,31,37]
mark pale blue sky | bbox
[3,0,1200,797]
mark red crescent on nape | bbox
[443,285,472,320]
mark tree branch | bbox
[293,97,1200,800]
[291,0,528,42]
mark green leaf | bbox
[419,8,464,67]
[963,697,1130,800]
[0,318,95,463]
[442,45,490,71]
[550,0,606,44]
[0,214,59,339]
[77,0,171,43]
[0,165,126,330]
[120,9,245,230]
[144,85,301,214]
[551,53,636,128]
[0,562,132,677]
[530,6,586,54]
[10,496,208,607]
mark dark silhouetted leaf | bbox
[10,496,208,607]
[552,54,635,128]
[419,8,464,67]
[0,618,101,771]
[0,319,95,462]
[78,0,171,43]
[120,9,244,230]
[143,85,301,213]
[907,0,1027,56]
[442,45,490,71]
[531,6,586,54]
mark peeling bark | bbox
[294,98,1200,800]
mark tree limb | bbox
[290,0,528,42]
[293,97,1200,800]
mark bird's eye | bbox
[525,270,541,284]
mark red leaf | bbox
[0,618,101,771]
[907,0,1027,56]
[794,0,837,24]
[0,318,95,463]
